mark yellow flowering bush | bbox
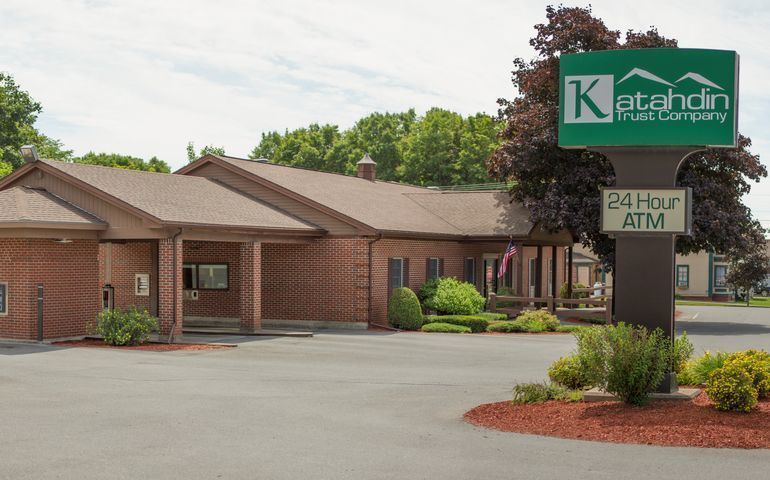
[705,363,758,413]
[723,349,770,397]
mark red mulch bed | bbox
[465,392,770,449]
[53,338,232,351]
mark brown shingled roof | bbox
[0,186,106,229]
[40,159,321,232]
[211,155,532,238]
[403,191,533,237]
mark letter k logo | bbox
[564,75,614,124]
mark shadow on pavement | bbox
[678,320,770,336]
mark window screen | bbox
[464,258,476,285]
[390,258,404,290]
[427,258,440,280]
[0,282,7,315]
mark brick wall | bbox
[182,241,241,319]
[261,238,369,324]
[0,239,100,340]
[370,239,507,324]
[99,242,155,313]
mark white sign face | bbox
[563,75,615,124]
[601,188,691,234]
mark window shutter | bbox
[387,258,394,300]
[403,258,410,290]
[462,258,467,282]
[425,258,431,282]
[439,258,445,277]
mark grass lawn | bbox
[676,296,770,308]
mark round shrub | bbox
[723,349,770,397]
[92,307,158,346]
[421,322,471,334]
[388,287,423,330]
[515,310,560,332]
[420,277,485,315]
[706,363,758,412]
[548,355,590,390]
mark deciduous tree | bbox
[488,5,767,269]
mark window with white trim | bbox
[676,265,689,288]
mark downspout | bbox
[168,228,183,344]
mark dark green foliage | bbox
[420,277,485,315]
[488,5,767,271]
[387,288,423,330]
[556,325,582,333]
[559,282,588,299]
[575,323,672,405]
[74,152,171,173]
[91,307,158,346]
[420,322,471,334]
[548,355,591,389]
[249,109,502,186]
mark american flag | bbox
[497,240,518,278]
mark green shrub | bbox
[92,307,158,346]
[388,287,423,330]
[417,277,440,305]
[565,389,584,402]
[706,363,758,412]
[422,312,507,333]
[512,382,568,404]
[548,355,590,390]
[487,321,526,333]
[724,350,770,397]
[486,319,545,333]
[421,322,471,334]
[575,323,672,405]
[556,325,581,333]
[515,310,560,331]
[422,314,493,333]
[680,351,729,385]
[420,277,485,315]
[559,282,589,299]
[672,331,694,374]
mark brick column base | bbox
[240,241,261,332]
[158,237,183,340]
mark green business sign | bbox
[558,48,739,148]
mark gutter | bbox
[167,228,183,343]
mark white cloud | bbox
[0,0,768,221]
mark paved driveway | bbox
[1,306,769,480]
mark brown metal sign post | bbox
[598,148,701,392]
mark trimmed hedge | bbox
[388,287,423,330]
[423,312,506,333]
[421,322,471,334]
[487,320,536,333]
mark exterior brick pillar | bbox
[158,237,183,339]
[240,241,261,332]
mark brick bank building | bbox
[0,152,572,341]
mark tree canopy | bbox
[187,142,225,163]
[0,72,169,178]
[488,5,768,269]
[249,108,502,186]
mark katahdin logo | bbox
[564,68,730,125]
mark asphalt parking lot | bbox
[1,305,769,480]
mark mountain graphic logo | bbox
[616,68,723,90]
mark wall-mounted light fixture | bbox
[20,145,40,163]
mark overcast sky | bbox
[1,0,768,228]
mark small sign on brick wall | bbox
[135,274,150,296]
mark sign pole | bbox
[598,148,702,392]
